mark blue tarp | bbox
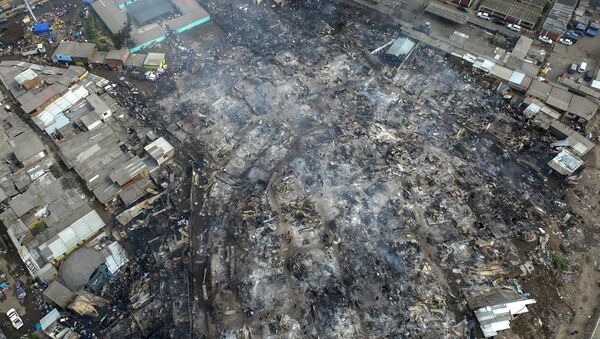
[34,23,50,34]
[82,0,93,4]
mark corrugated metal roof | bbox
[473,58,495,73]
[144,137,174,161]
[104,241,128,274]
[19,83,67,114]
[39,210,105,261]
[549,149,583,175]
[86,94,110,116]
[52,41,96,59]
[386,38,416,57]
[39,309,60,330]
[14,68,38,85]
[33,86,89,133]
[109,157,148,186]
[479,0,544,25]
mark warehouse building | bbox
[540,0,578,40]
[478,0,549,29]
[92,0,211,53]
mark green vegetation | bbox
[49,163,63,178]
[551,253,569,271]
[84,14,98,44]
[85,12,114,50]
[113,16,133,49]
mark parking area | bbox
[0,232,47,338]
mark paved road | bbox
[466,17,521,40]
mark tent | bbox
[34,23,50,34]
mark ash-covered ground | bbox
[153,0,589,337]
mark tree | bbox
[113,16,132,49]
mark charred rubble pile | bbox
[151,0,585,336]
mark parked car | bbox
[14,281,25,300]
[457,5,469,13]
[586,27,599,37]
[506,24,521,32]
[492,18,505,25]
[558,38,573,45]
[584,70,594,81]
[538,35,553,44]
[579,61,587,73]
[7,309,22,329]
[565,31,583,40]
[477,12,490,20]
[569,63,578,74]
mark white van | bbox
[579,62,587,73]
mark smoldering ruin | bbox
[0,0,597,337]
[150,0,592,337]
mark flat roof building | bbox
[143,52,166,69]
[92,0,211,53]
[127,0,174,24]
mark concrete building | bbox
[478,0,549,29]
[51,41,97,65]
[143,52,166,70]
[92,0,211,53]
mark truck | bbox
[21,43,45,57]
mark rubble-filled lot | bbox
[153,1,598,337]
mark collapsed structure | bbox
[468,288,536,337]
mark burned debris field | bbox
[152,1,593,337]
[0,0,598,337]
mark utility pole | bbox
[23,0,38,23]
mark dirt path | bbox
[555,254,600,338]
